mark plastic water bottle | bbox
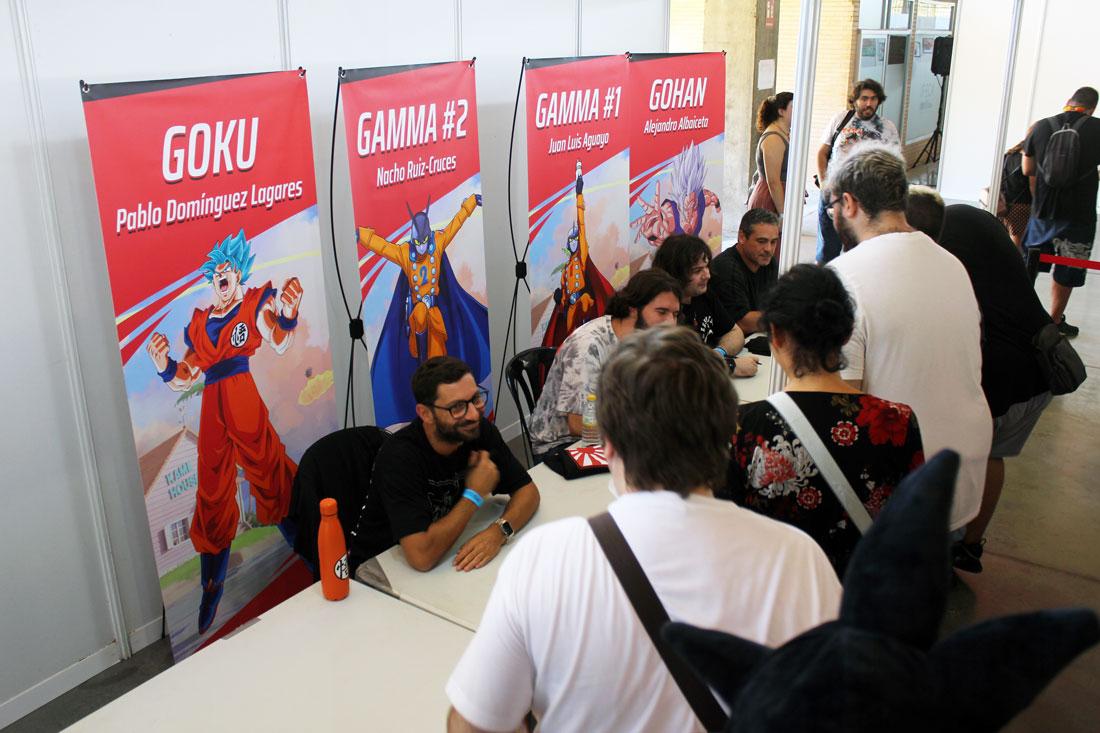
[581,392,600,445]
[318,498,349,601]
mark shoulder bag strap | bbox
[587,512,727,732]
[765,392,873,534]
[827,109,856,158]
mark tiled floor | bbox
[959,272,1100,733]
[6,276,1099,733]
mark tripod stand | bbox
[912,74,947,169]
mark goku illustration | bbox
[359,193,492,427]
[631,142,721,248]
[541,161,614,350]
[147,230,300,634]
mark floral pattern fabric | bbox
[722,392,924,575]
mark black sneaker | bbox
[952,539,985,574]
[1057,316,1080,339]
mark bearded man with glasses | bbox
[348,357,540,573]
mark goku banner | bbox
[526,55,629,349]
[81,70,338,661]
[629,52,726,271]
[340,61,491,428]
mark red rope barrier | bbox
[1038,254,1100,271]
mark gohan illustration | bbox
[358,194,492,427]
[147,230,301,634]
[632,142,721,248]
[541,161,614,349]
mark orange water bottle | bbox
[318,498,350,601]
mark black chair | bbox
[505,346,557,465]
[286,425,389,577]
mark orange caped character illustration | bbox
[542,161,614,349]
[147,230,300,634]
[357,193,483,360]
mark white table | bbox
[357,463,613,631]
[66,582,472,732]
[733,353,773,404]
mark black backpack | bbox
[1039,115,1089,188]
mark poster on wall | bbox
[628,52,726,271]
[81,70,338,661]
[340,61,491,429]
[525,55,630,349]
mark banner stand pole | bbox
[770,0,824,397]
[330,69,370,428]
[494,58,531,462]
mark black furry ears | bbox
[930,609,1100,732]
[840,450,958,650]
[662,622,768,707]
[659,452,1099,733]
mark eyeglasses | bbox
[822,193,840,219]
[430,389,488,419]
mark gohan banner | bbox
[341,61,491,429]
[526,55,629,349]
[81,70,338,661]
[629,52,726,270]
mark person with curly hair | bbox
[721,264,924,574]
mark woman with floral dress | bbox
[721,265,924,575]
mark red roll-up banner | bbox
[628,52,726,270]
[81,70,337,661]
[340,61,491,428]
[525,55,630,349]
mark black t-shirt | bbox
[709,246,779,325]
[1025,111,1100,223]
[348,418,532,565]
[681,288,735,347]
[938,205,1052,417]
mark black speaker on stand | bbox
[930,35,953,77]
[912,36,952,170]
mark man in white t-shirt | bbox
[446,327,841,733]
[816,79,901,264]
[825,145,992,532]
[527,268,682,456]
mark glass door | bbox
[858,31,909,132]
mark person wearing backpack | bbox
[1021,86,1100,338]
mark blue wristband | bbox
[276,313,298,331]
[714,346,728,358]
[462,488,484,508]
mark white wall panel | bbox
[23,0,285,663]
[1020,1,1100,140]
[461,0,580,430]
[286,0,458,425]
[582,0,668,55]
[0,0,119,722]
[1003,0,1045,149]
[937,0,1012,202]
